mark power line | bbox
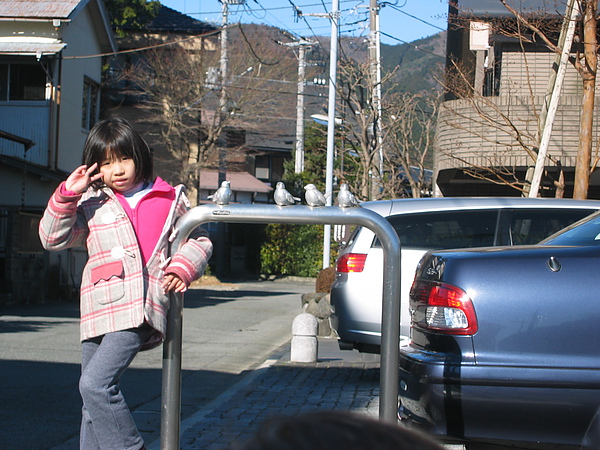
[383,3,446,33]
[379,31,445,59]
[226,82,328,98]
[233,1,446,63]
[237,23,290,65]
[161,0,448,57]
[62,27,223,59]
[182,0,362,17]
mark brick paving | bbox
[149,340,381,450]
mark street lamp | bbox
[311,113,342,126]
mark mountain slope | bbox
[381,31,446,94]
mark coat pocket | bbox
[90,260,125,304]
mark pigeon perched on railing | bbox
[274,182,300,206]
[336,183,360,208]
[304,183,326,207]
[209,180,232,205]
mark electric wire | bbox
[185,1,444,49]
[384,2,446,33]
[61,0,445,100]
[62,26,224,59]
[380,31,445,59]
[237,23,291,65]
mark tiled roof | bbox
[457,0,561,16]
[0,1,217,36]
[0,0,81,19]
[0,40,67,56]
[199,171,272,193]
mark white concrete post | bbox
[290,313,318,362]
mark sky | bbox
[157,0,449,46]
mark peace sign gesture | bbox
[65,163,104,194]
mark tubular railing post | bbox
[160,291,183,450]
[161,204,401,448]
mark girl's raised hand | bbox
[65,163,103,194]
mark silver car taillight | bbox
[336,253,367,273]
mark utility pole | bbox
[295,43,307,174]
[218,0,247,183]
[323,0,340,269]
[299,3,340,267]
[369,0,383,200]
[219,1,233,187]
[284,39,315,173]
[216,0,245,276]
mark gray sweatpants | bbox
[79,326,153,450]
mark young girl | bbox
[39,117,213,450]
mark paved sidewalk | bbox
[147,338,381,450]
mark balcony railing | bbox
[0,103,50,166]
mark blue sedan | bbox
[398,211,600,449]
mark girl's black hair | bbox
[234,411,445,450]
[82,117,153,188]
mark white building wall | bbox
[57,6,105,172]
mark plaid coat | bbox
[39,181,212,348]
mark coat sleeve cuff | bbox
[58,182,82,200]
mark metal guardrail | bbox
[161,203,402,450]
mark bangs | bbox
[103,138,135,162]
[82,117,153,186]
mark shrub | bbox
[260,223,336,278]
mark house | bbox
[198,170,272,204]
[0,0,116,303]
[106,6,303,277]
[435,0,600,198]
[106,6,296,198]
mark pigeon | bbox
[274,182,300,206]
[336,183,360,208]
[304,183,326,207]
[210,180,232,205]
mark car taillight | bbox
[410,280,478,335]
[336,253,367,273]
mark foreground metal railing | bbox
[162,203,401,450]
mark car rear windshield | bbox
[506,209,595,245]
[378,210,499,250]
[542,213,600,246]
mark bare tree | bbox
[336,58,392,200]
[573,0,597,198]
[110,24,302,203]
[381,90,440,198]
[335,55,441,200]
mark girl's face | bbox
[99,152,137,193]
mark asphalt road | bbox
[0,278,313,450]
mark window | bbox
[542,213,600,247]
[506,209,595,245]
[82,77,100,131]
[377,210,499,250]
[0,62,47,101]
[255,155,270,181]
